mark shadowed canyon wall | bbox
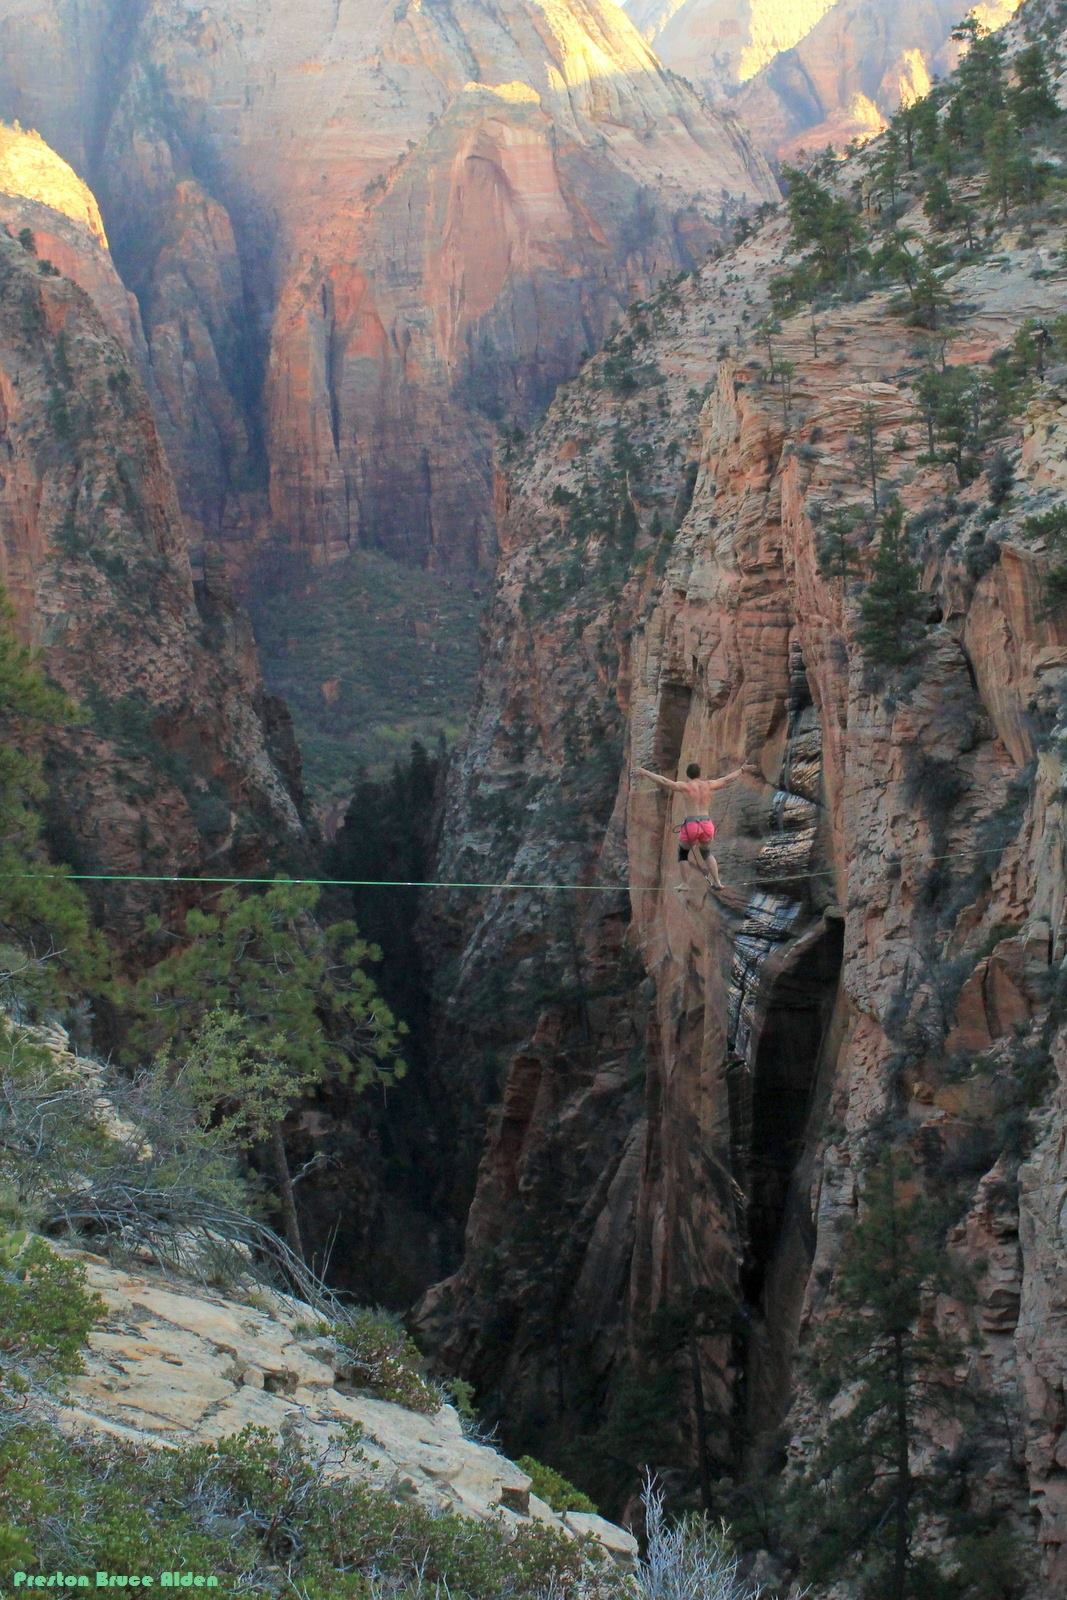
[0,0,776,580]
[415,80,1067,1587]
[0,127,307,935]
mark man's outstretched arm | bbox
[707,763,760,791]
[634,766,686,794]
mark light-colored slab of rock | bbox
[51,1249,631,1561]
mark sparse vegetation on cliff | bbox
[0,587,102,1007]
[783,1152,1016,1600]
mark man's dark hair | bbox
[685,762,701,779]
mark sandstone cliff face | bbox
[626,0,1022,157]
[626,0,841,98]
[0,135,306,932]
[417,98,1067,1595]
[0,0,776,579]
[11,1008,636,1566]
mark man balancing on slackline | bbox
[634,760,757,893]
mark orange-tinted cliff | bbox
[0,130,307,933]
[416,16,1067,1588]
[0,0,776,577]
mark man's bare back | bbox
[677,775,720,813]
[634,759,759,891]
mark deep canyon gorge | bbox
[1,1,1067,1596]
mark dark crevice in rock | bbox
[740,922,843,1312]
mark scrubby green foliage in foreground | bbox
[0,1232,608,1596]
[327,1306,441,1414]
[0,1418,621,1598]
[0,1230,104,1405]
[0,1231,765,1598]
[128,881,406,1260]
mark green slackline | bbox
[3,839,1019,894]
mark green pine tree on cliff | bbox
[857,500,927,668]
[130,881,406,1260]
[785,1152,968,1600]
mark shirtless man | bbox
[635,761,756,891]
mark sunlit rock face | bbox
[0,122,105,242]
[625,0,840,95]
[626,0,1022,157]
[0,0,776,575]
[0,132,306,927]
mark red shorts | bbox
[678,818,716,847]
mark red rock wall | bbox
[418,182,1067,1588]
[0,199,307,936]
[0,0,777,578]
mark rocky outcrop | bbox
[42,1244,636,1563]
[417,52,1067,1590]
[0,0,776,581]
[625,0,841,99]
[0,137,307,931]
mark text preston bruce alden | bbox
[12,1575,220,1589]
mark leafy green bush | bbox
[0,1232,104,1397]
[517,1455,598,1514]
[328,1308,440,1414]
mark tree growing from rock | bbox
[131,881,406,1260]
[785,1152,969,1600]
[0,587,101,1006]
[818,506,865,582]
[1008,42,1061,130]
[857,500,927,668]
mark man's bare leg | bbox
[680,849,713,892]
[702,848,724,891]
[676,850,704,893]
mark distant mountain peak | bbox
[626,0,1025,155]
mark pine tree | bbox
[923,174,957,232]
[896,94,940,170]
[857,500,927,667]
[872,128,903,220]
[1008,42,1061,128]
[906,259,954,331]
[0,587,101,1004]
[853,402,886,515]
[785,1152,969,1600]
[915,365,987,487]
[982,113,1036,219]
[948,18,1007,150]
[782,167,869,291]
[817,506,864,582]
[130,881,406,1259]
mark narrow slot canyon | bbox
[734,921,845,1458]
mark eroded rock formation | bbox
[417,103,1067,1594]
[0,132,306,931]
[0,0,776,578]
[626,0,1022,157]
